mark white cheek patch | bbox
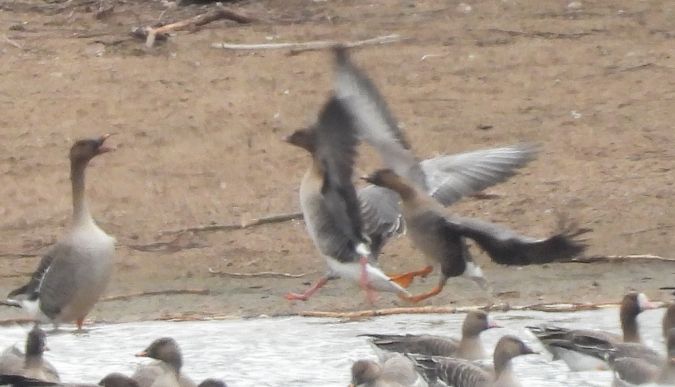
[637,293,653,311]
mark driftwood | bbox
[208,267,308,278]
[572,254,674,263]
[160,211,303,235]
[297,301,655,319]
[102,288,210,302]
[211,34,401,54]
[134,8,255,48]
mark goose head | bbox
[69,134,113,164]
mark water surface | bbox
[0,307,667,386]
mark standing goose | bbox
[0,325,60,385]
[527,292,655,371]
[349,353,428,387]
[284,97,410,302]
[133,337,196,387]
[362,169,586,302]
[4,135,116,330]
[332,47,586,288]
[410,335,537,387]
[360,310,500,360]
[663,303,675,340]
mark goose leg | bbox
[399,278,447,303]
[285,276,330,301]
[388,266,433,288]
[359,256,378,305]
[76,317,85,331]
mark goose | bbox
[332,47,586,289]
[3,135,116,330]
[410,335,537,387]
[360,310,499,360]
[132,338,196,387]
[362,169,587,302]
[196,379,227,387]
[527,292,655,371]
[663,303,675,340]
[0,325,60,385]
[284,96,410,302]
[99,373,140,387]
[349,353,428,387]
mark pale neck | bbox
[24,353,42,369]
[458,336,486,360]
[494,355,512,378]
[70,160,92,226]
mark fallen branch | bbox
[572,254,675,263]
[0,272,31,279]
[133,8,255,48]
[208,267,308,278]
[102,288,210,302]
[160,211,303,235]
[211,34,402,54]
[0,253,40,259]
[0,318,34,326]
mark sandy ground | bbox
[0,0,673,324]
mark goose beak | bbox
[487,317,501,329]
[135,350,148,357]
[96,133,115,154]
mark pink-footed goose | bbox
[360,310,500,361]
[132,338,196,387]
[363,169,587,303]
[663,303,675,340]
[410,335,537,387]
[284,97,410,302]
[333,47,586,290]
[350,353,428,387]
[527,292,656,371]
[0,325,60,385]
[3,135,115,330]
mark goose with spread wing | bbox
[3,135,116,330]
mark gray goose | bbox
[527,292,655,371]
[663,303,675,340]
[196,379,227,387]
[333,47,585,290]
[284,97,409,302]
[363,169,586,303]
[360,310,499,360]
[99,373,140,387]
[0,325,60,386]
[349,353,428,387]
[132,338,196,387]
[410,335,536,387]
[3,135,116,330]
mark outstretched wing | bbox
[421,144,538,206]
[333,47,427,190]
[357,185,405,257]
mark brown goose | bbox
[332,47,585,288]
[349,353,428,387]
[0,325,60,386]
[410,335,536,387]
[360,310,499,360]
[3,135,116,330]
[362,169,586,303]
[132,338,196,387]
[284,97,409,302]
[528,292,655,371]
[663,303,675,340]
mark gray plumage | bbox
[196,379,226,387]
[132,338,195,387]
[360,310,497,360]
[0,325,60,386]
[5,136,116,329]
[99,373,140,387]
[350,353,428,387]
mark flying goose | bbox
[362,169,587,302]
[284,97,410,302]
[3,135,116,330]
[349,353,428,387]
[0,325,60,386]
[410,335,537,387]
[332,47,586,288]
[132,338,196,387]
[528,292,655,371]
[360,310,499,360]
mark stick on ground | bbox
[208,268,308,278]
[211,34,402,53]
[102,288,210,302]
[572,254,674,263]
[160,211,303,235]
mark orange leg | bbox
[360,256,378,305]
[398,282,446,304]
[76,317,85,331]
[285,276,330,301]
[388,266,433,288]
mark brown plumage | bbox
[363,169,587,303]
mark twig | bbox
[208,268,308,278]
[133,8,255,48]
[211,34,402,54]
[0,253,40,259]
[160,211,303,235]
[0,318,34,326]
[3,36,23,49]
[572,254,675,263]
[102,288,210,302]
[0,272,31,279]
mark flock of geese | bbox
[0,46,671,387]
